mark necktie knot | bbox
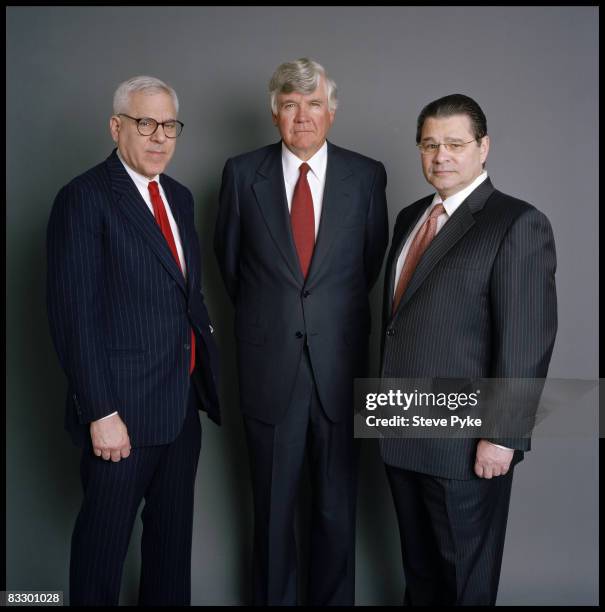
[429,203,446,219]
[148,180,160,197]
[299,162,310,177]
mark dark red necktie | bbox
[148,180,195,374]
[290,162,315,278]
[392,203,445,314]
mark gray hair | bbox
[269,58,338,114]
[112,75,179,115]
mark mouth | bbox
[433,170,454,176]
[147,151,166,156]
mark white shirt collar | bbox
[432,171,489,217]
[117,148,160,191]
[281,140,328,184]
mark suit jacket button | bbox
[303,290,310,298]
[386,328,396,337]
[295,331,303,339]
[184,343,191,350]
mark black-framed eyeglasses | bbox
[416,140,477,155]
[118,114,184,138]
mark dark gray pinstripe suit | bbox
[380,178,557,604]
[47,149,220,605]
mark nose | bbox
[433,144,451,163]
[294,105,309,122]
[151,124,167,143]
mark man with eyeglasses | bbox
[379,94,557,605]
[47,75,220,605]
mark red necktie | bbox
[148,180,196,374]
[290,162,315,279]
[392,203,446,314]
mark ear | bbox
[480,135,490,164]
[271,111,278,127]
[109,115,120,143]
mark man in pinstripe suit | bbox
[380,94,557,605]
[47,76,220,606]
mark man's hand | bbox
[474,440,514,479]
[90,414,131,462]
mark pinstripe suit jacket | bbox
[380,178,557,479]
[47,149,220,447]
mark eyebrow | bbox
[421,136,468,143]
[279,98,325,106]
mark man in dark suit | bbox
[380,94,557,605]
[214,57,388,605]
[47,75,220,606]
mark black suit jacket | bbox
[47,149,220,447]
[214,141,389,424]
[380,178,557,479]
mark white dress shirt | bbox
[281,141,328,240]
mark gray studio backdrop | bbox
[6,6,598,606]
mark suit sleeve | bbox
[46,181,117,423]
[364,161,389,290]
[488,207,558,450]
[214,158,240,303]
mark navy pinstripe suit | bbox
[380,178,557,604]
[47,149,220,605]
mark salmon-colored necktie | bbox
[290,162,315,278]
[148,180,196,374]
[392,203,446,314]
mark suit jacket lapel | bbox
[385,198,430,315]
[305,141,353,286]
[160,175,195,293]
[252,142,304,283]
[106,150,187,294]
[391,177,495,317]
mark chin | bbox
[293,136,315,147]
[149,165,166,177]
[433,177,454,189]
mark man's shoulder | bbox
[53,157,114,210]
[159,171,192,200]
[489,187,532,208]
[63,157,110,192]
[51,157,114,220]
[227,143,280,168]
[485,187,546,222]
[395,193,433,221]
[328,142,384,171]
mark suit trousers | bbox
[70,384,202,606]
[243,347,358,606]
[385,462,514,606]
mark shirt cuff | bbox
[97,411,118,421]
[485,440,513,451]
